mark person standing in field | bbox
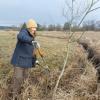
[11,19,43,99]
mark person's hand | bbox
[36,42,40,48]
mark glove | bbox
[32,41,45,57]
[32,41,40,48]
[36,42,40,48]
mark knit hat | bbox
[26,19,37,28]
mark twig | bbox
[52,40,70,100]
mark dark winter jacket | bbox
[11,29,36,68]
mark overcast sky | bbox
[0,0,100,26]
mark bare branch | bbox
[77,0,94,26]
[62,7,69,20]
[89,6,100,12]
[52,1,75,99]
[93,0,100,5]
[52,40,70,100]
[65,0,72,11]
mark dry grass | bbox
[0,30,99,100]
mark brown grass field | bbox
[0,30,100,100]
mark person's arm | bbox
[17,30,33,43]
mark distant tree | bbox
[95,21,100,31]
[37,23,42,31]
[63,22,70,31]
[48,24,56,31]
[55,24,62,31]
[42,25,47,31]
[72,25,80,31]
[82,20,95,31]
[20,23,27,30]
[37,24,47,31]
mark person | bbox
[11,19,43,99]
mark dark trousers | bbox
[13,67,30,99]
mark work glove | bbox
[32,41,45,57]
[32,41,40,48]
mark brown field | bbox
[0,30,100,100]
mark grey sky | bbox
[0,0,100,26]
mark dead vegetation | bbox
[0,31,99,100]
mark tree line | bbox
[36,20,100,31]
[0,20,100,31]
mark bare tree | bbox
[52,0,100,100]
